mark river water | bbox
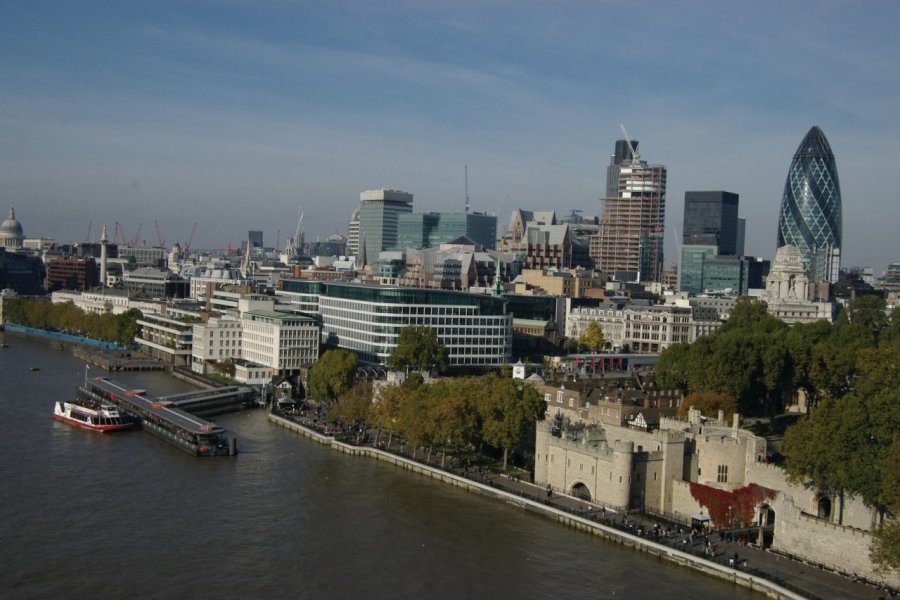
[0,332,760,599]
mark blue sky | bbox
[2,1,898,273]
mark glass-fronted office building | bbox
[777,126,842,282]
[396,212,497,250]
[278,280,512,366]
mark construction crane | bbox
[84,221,92,243]
[286,206,304,256]
[154,220,165,248]
[567,209,583,223]
[183,222,198,255]
[494,190,509,217]
[114,222,127,245]
[132,222,143,246]
[619,123,640,164]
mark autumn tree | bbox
[578,321,605,353]
[677,391,738,420]
[326,381,373,431]
[308,349,358,403]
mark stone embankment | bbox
[269,412,812,600]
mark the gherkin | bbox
[777,126,842,282]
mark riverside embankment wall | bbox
[269,413,805,600]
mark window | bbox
[557,391,563,404]
[717,465,728,483]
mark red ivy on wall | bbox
[689,482,777,528]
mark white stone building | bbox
[565,302,723,353]
[765,245,835,324]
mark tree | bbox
[430,378,480,467]
[479,374,546,470]
[387,326,448,374]
[871,439,900,573]
[656,342,691,392]
[677,391,738,420]
[326,381,372,428]
[308,349,358,403]
[578,321,605,353]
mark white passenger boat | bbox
[52,399,134,432]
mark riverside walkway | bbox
[271,409,894,600]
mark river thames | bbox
[0,332,761,599]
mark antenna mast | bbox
[465,165,470,214]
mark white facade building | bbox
[278,280,512,366]
[566,302,723,353]
[241,310,319,375]
[51,289,163,316]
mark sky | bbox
[2,1,898,274]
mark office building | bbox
[777,126,842,283]
[592,139,667,282]
[277,280,512,367]
[122,267,189,299]
[357,189,414,266]
[682,191,739,254]
[45,256,97,292]
[396,212,497,251]
[678,191,745,294]
[0,247,45,295]
[248,231,264,249]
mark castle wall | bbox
[773,495,899,588]
[669,480,705,522]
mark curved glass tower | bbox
[777,126,842,282]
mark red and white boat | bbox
[53,399,134,433]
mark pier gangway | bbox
[79,377,239,457]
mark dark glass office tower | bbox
[777,126,842,282]
[683,191,739,255]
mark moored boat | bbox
[52,398,134,433]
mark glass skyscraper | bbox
[777,126,842,283]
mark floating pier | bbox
[73,347,165,371]
[79,377,249,457]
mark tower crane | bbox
[114,222,127,245]
[289,207,304,256]
[84,221,92,243]
[154,220,165,248]
[132,222,143,246]
[183,222,198,255]
[619,123,640,164]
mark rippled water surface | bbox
[0,332,760,599]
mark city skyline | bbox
[2,2,899,273]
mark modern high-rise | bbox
[347,207,360,257]
[396,212,498,250]
[777,126,842,283]
[356,189,414,266]
[592,138,667,282]
[682,191,739,255]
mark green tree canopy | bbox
[308,349,358,403]
[387,325,449,374]
[478,374,546,470]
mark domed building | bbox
[1,207,24,250]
